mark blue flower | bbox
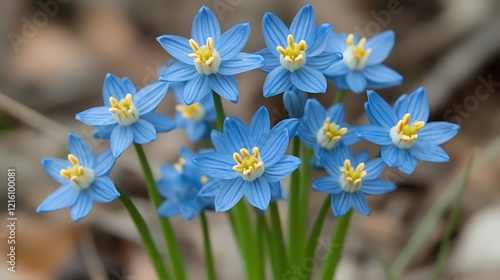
[37,133,119,222]
[257,4,342,98]
[157,148,214,221]
[170,80,216,142]
[313,149,396,216]
[76,73,175,157]
[297,99,359,168]
[324,30,402,93]
[283,86,308,118]
[157,6,264,104]
[193,107,301,212]
[357,88,460,174]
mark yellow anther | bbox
[391,113,425,147]
[68,154,79,165]
[200,176,208,184]
[108,93,139,126]
[60,154,95,189]
[277,34,308,71]
[316,117,348,150]
[174,157,186,172]
[189,37,221,75]
[344,33,372,70]
[232,147,265,181]
[189,39,200,51]
[339,159,366,192]
[60,170,71,180]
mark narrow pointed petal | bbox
[191,6,221,43]
[244,178,271,210]
[291,66,327,93]
[70,191,93,222]
[210,130,229,153]
[263,67,291,98]
[345,71,367,93]
[395,87,429,122]
[399,156,418,174]
[130,119,156,144]
[409,143,450,163]
[218,53,264,75]
[363,158,387,180]
[352,192,371,216]
[93,150,115,176]
[156,35,194,64]
[215,179,244,212]
[41,158,70,184]
[324,62,348,77]
[366,30,395,65]
[256,48,280,73]
[312,176,343,194]
[332,193,352,217]
[357,125,392,145]
[263,155,301,182]
[198,180,221,197]
[159,61,198,82]
[68,133,94,167]
[103,73,129,106]
[134,82,168,115]
[262,12,289,57]
[418,122,460,145]
[184,75,210,105]
[216,23,250,59]
[307,52,343,71]
[210,74,238,103]
[365,90,398,128]
[223,117,252,151]
[110,126,133,157]
[249,106,270,146]
[193,152,238,180]
[290,4,315,43]
[158,201,181,217]
[261,130,289,166]
[36,185,79,213]
[381,144,406,167]
[76,107,116,126]
[361,179,396,195]
[141,113,176,133]
[89,177,119,203]
[363,65,402,86]
[308,23,332,56]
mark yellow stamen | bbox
[232,147,265,181]
[59,154,95,189]
[277,34,308,72]
[175,102,205,122]
[390,113,425,149]
[339,159,366,192]
[316,117,348,150]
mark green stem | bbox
[212,91,225,131]
[333,89,347,104]
[297,146,313,264]
[200,212,217,280]
[262,212,281,280]
[320,210,353,280]
[304,195,331,279]
[256,212,266,280]
[432,155,474,280]
[269,201,288,275]
[289,137,302,267]
[118,189,170,280]
[133,144,186,280]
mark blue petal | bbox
[263,67,291,98]
[191,6,221,43]
[93,149,116,176]
[409,143,450,163]
[365,90,398,128]
[76,107,116,126]
[210,74,238,103]
[327,30,347,54]
[399,156,418,174]
[360,179,396,195]
[130,119,156,144]
[36,184,79,213]
[357,125,392,145]
[186,122,208,142]
[297,122,316,147]
[94,125,115,139]
[158,201,181,217]
[68,133,94,167]
[362,65,402,86]
[351,192,370,216]
[210,130,229,153]
[156,35,194,65]
[243,177,271,210]
[363,158,387,180]
[326,103,345,125]
[303,98,326,130]
[223,117,252,151]
[184,74,210,105]
[141,113,176,133]
[323,146,350,177]
[249,106,270,146]
[381,144,406,167]
[42,158,70,185]
[102,73,129,106]
[366,30,395,65]
[307,52,343,72]
[324,61,348,77]
[290,4,315,44]
[193,152,238,180]
[291,66,327,93]
[70,191,93,222]
[216,23,250,59]
[345,71,367,93]
[270,181,285,200]
[218,53,264,75]
[260,129,289,166]
[308,23,332,56]
[395,87,429,122]
[198,180,221,197]
[262,12,289,57]
[122,77,137,95]
[215,178,245,212]
[331,193,352,217]
[418,122,460,145]
[89,177,119,203]
[312,176,343,194]
[272,118,300,141]
[159,61,198,82]
[134,82,168,115]
[263,155,301,182]
[353,150,370,164]
[110,125,133,157]
[179,198,203,221]
[256,48,280,73]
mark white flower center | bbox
[338,159,366,193]
[60,154,95,189]
[316,117,348,150]
[277,34,307,72]
[232,147,265,182]
[175,102,205,122]
[343,33,371,71]
[109,93,139,126]
[189,37,221,75]
[389,113,425,149]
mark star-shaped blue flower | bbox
[157,147,214,221]
[157,6,264,104]
[357,88,460,174]
[324,30,403,93]
[257,4,342,98]
[76,73,175,157]
[37,133,119,222]
[193,107,301,212]
[297,99,359,168]
[313,149,396,216]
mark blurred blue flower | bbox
[194,107,301,212]
[157,6,264,104]
[324,30,402,93]
[157,148,214,221]
[357,88,460,174]
[313,149,396,216]
[37,133,119,222]
[283,86,308,118]
[76,73,175,157]
[257,4,342,97]
[297,99,359,168]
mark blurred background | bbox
[1,0,500,279]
